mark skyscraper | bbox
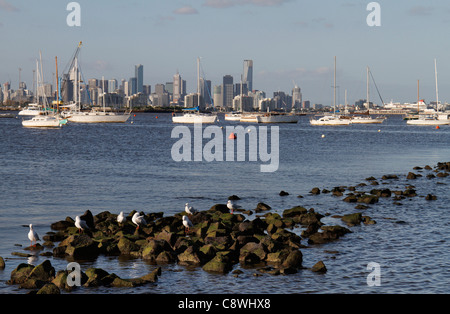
[292,84,302,110]
[223,75,234,108]
[243,60,253,92]
[135,64,143,94]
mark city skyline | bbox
[2,1,450,105]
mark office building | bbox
[213,85,223,108]
[243,60,253,92]
[223,75,234,109]
[135,64,143,93]
[108,79,118,93]
[292,85,302,110]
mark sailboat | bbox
[22,55,68,128]
[61,42,131,123]
[351,67,385,124]
[407,61,449,126]
[172,57,217,124]
[310,56,351,126]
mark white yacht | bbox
[257,113,299,124]
[351,115,385,124]
[225,112,242,121]
[310,115,352,126]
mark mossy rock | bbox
[282,206,308,218]
[36,283,60,294]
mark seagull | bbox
[185,203,197,215]
[227,200,241,214]
[28,224,40,247]
[117,211,126,225]
[132,212,147,231]
[182,215,194,234]
[75,216,89,234]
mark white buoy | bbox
[321,134,325,138]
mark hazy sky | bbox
[1,0,450,105]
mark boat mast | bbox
[102,76,106,113]
[367,66,370,113]
[334,56,336,115]
[417,80,419,114]
[197,57,200,110]
[435,59,439,112]
[55,56,59,114]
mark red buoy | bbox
[229,133,237,140]
[436,126,440,130]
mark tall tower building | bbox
[135,64,143,93]
[173,71,184,104]
[292,84,302,110]
[223,75,234,108]
[243,60,253,92]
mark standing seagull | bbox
[227,200,241,214]
[75,216,89,234]
[117,211,126,225]
[185,203,197,215]
[132,212,147,231]
[182,215,194,234]
[28,224,40,247]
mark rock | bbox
[155,230,176,247]
[0,256,5,269]
[312,261,327,273]
[36,283,60,294]
[142,239,171,260]
[65,234,100,258]
[425,194,437,201]
[84,268,110,287]
[341,213,362,226]
[228,195,241,200]
[308,226,351,244]
[28,260,55,283]
[202,253,233,274]
[355,204,369,210]
[281,250,303,269]
[254,202,271,213]
[178,246,202,266]
[279,190,289,196]
[365,176,377,181]
[310,187,320,195]
[343,195,358,203]
[407,172,417,179]
[403,188,417,197]
[357,194,379,204]
[239,242,266,265]
[208,204,229,214]
[8,263,34,285]
[266,249,290,265]
[139,267,160,283]
[437,172,449,178]
[282,206,307,218]
[382,174,398,180]
[118,236,141,255]
[50,220,73,231]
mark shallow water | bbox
[0,113,449,294]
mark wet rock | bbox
[0,256,5,269]
[425,194,437,201]
[357,194,379,204]
[279,190,289,196]
[208,204,229,214]
[403,188,417,197]
[310,187,321,195]
[65,234,100,259]
[8,263,34,285]
[343,195,358,203]
[27,260,55,283]
[282,206,308,218]
[312,261,327,273]
[365,176,377,181]
[202,252,233,274]
[51,220,74,231]
[436,172,449,178]
[239,242,267,265]
[308,225,351,244]
[254,202,271,213]
[84,268,111,287]
[228,195,241,200]
[370,188,391,197]
[281,250,303,269]
[118,236,141,255]
[382,174,398,180]
[142,239,171,260]
[139,267,160,283]
[178,246,202,266]
[342,213,362,226]
[362,216,377,225]
[407,172,417,179]
[36,283,60,294]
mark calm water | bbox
[0,113,449,294]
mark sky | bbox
[1,0,450,106]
